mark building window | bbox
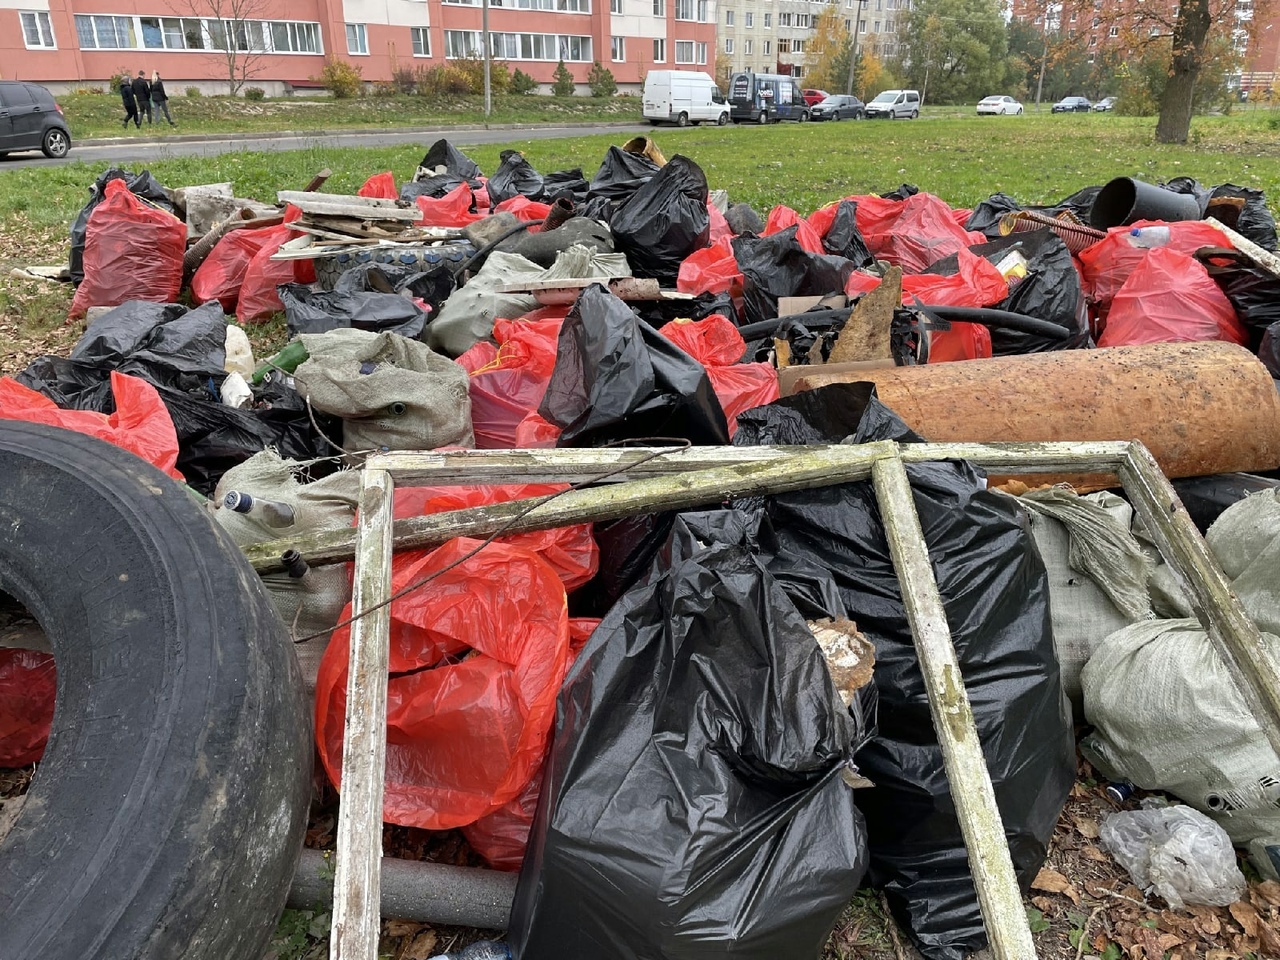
[1070,10,1077,19]
[744,38,752,52]
[724,37,734,52]
[445,29,482,57]
[796,13,809,27]
[696,0,709,20]
[763,12,771,26]
[792,64,804,77]
[873,19,879,30]
[676,0,693,18]
[745,11,753,26]
[762,39,771,53]
[777,38,789,52]
[346,22,367,54]
[1108,25,1118,36]
[858,19,866,32]
[611,35,625,59]
[696,40,706,62]
[448,30,594,60]
[792,38,805,52]
[653,0,664,13]
[653,37,665,60]
[74,14,321,52]
[725,8,734,24]
[20,11,56,49]
[610,0,622,11]
[675,38,694,61]
[778,12,791,25]
[411,25,430,56]
[75,15,135,49]
[1091,16,1099,26]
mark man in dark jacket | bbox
[120,72,139,128]
[132,70,152,124]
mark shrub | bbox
[511,68,538,95]
[416,65,471,96]
[552,60,576,97]
[318,57,364,99]
[391,63,417,95]
[587,62,617,98]
[244,86,265,101]
[185,86,202,98]
[452,57,511,95]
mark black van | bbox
[0,81,72,159]
[729,72,809,124]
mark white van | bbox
[864,89,921,119]
[643,71,729,127]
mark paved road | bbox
[0,122,659,170]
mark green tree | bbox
[806,3,852,92]
[587,62,617,97]
[511,68,538,95]
[552,60,576,97]
[900,0,1008,104]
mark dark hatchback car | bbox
[809,94,865,121]
[1052,96,1092,113]
[0,81,71,159]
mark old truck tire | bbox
[0,423,311,960]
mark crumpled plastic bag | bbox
[191,226,279,312]
[587,145,660,202]
[0,649,56,767]
[358,171,398,199]
[415,182,483,227]
[458,317,563,449]
[488,150,546,206]
[0,370,182,480]
[765,204,825,254]
[815,200,875,268]
[610,155,710,285]
[1078,219,1228,312]
[1100,804,1247,909]
[852,191,985,273]
[658,316,778,436]
[69,167,176,284]
[732,227,856,326]
[676,234,741,296]
[278,283,430,340]
[494,195,551,223]
[315,537,572,830]
[238,207,316,324]
[70,178,186,319]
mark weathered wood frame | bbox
[320,440,1280,960]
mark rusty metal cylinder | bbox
[789,342,1280,480]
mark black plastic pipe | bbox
[736,304,1072,342]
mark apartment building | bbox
[3,0,716,93]
[716,0,907,79]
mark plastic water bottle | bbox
[222,490,296,528]
[1129,225,1171,248]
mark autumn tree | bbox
[900,0,1008,104]
[806,3,853,91]
[180,0,276,95]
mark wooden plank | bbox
[330,468,395,960]
[1205,216,1280,280]
[1119,441,1280,758]
[869,454,1038,960]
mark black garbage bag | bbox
[539,283,728,447]
[1197,249,1280,345]
[574,194,620,224]
[543,167,590,202]
[964,192,1022,238]
[732,227,857,326]
[1162,177,1279,251]
[587,145,661,202]
[611,156,711,286]
[400,175,466,203]
[822,200,875,268]
[1259,322,1280,380]
[333,262,458,319]
[278,283,428,340]
[1041,184,1101,220]
[880,183,919,201]
[509,524,872,960]
[70,168,176,283]
[733,384,1075,960]
[487,149,546,207]
[69,300,228,377]
[416,138,483,182]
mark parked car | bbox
[810,94,865,121]
[643,70,729,126]
[1052,96,1092,113]
[865,89,921,119]
[0,81,71,159]
[976,95,1024,116]
[1093,96,1118,112]
[802,88,830,107]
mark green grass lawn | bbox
[57,90,642,140]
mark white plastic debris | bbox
[219,372,253,409]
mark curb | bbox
[77,119,645,148]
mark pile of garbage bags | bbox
[5,136,1280,960]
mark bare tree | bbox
[179,0,275,95]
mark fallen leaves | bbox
[1033,866,1082,905]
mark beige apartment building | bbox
[717,0,910,80]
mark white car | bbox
[977,95,1024,116]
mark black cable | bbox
[450,220,534,279]
[737,303,1072,341]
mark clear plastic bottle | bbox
[1129,225,1171,248]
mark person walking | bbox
[132,70,152,124]
[151,72,175,126]
[120,72,140,128]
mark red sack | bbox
[315,538,571,830]
[659,316,779,437]
[238,206,314,324]
[928,323,992,363]
[394,484,598,590]
[515,412,561,448]
[901,247,1009,308]
[1098,247,1247,348]
[474,177,491,212]
[357,172,397,199]
[854,192,985,273]
[677,235,742,296]
[69,178,185,319]
[190,227,278,311]
[459,317,562,449]
[765,205,825,255]
[416,183,483,227]
[495,195,552,223]
[1078,220,1229,311]
[0,371,182,479]
[845,272,882,297]
[707,201,732,243]
[0,649,56,767]
[808,201,841,239]
[460,616,600,870]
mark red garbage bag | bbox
[190,226,278,311]
[1098,247,1247,348]
[416,183,483,227]
[69,178,185,319]
[853,192,985,273]
[928,323,992,363]
[238,206,314,324]
[659,316,779,437]
[707,201,732,243]
[394,484,598,590]
[515,412,561,448]
[0,649,56,767]
[315,537,571,829]
[0,371,182,479]
[808,201,842,240]
[765,205,825,255]
[495,195,552,223]
[358,171,397,199]
[1078,220,1228,312]
[901,247,1009,308]
[474,177,491,212]
[845,272,882,297]
[460,616,600,869]
[677,235,742,296]
[459,317,563,449]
